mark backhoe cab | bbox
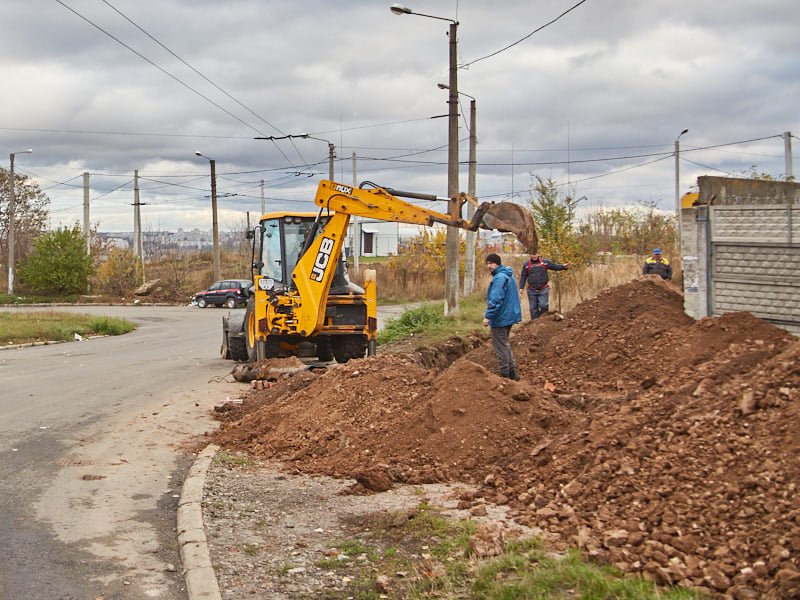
[221,180,536,364]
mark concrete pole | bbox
[444,19,460,316]
[328,143,335,181]
[464,98,477,295]
[7,154,16,295]
[134,170,145,283]
[260,179,265,215]
[352,152,360,271]
[210,159,220,282]
[83,172,91,254]
[784,131,793,179]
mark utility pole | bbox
[328,142,335,181]
[83,171,90,254]
[784,131,794,179]
[352,152,360,272]
[444,19,460,316]
[464,97,477,295]
[260,179,265,215]
[194,152,221,282]
[133,170,145,284]
[7,149,33,294]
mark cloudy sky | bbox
[1,0,798,232]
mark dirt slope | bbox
[211,276,800,599]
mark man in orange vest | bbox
[643,248,672,280]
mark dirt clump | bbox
[211,277,800,598]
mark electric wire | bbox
[462,0,591,68]
[55,1,279,144]
[99,0,304,169]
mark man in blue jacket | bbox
[483,253,522,381]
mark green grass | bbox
[312,503,700,600]
[378,292,487,346]
[212,451,256,467]
[0,311,135,345]
[0,293,82,305]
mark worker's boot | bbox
[508,367,520,381]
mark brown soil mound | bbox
[211,277,800,598]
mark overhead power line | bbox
[463,0,591,68]
[56,0,303,171]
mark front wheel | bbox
[197,297,208,308]
[331,335,367,364]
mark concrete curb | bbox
[177,444,222,600]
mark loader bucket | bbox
[479,202,538,254]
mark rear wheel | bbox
[316,337,333,362]
[197,297,208,308]
[331,335,367,363]
[225,297,237,309]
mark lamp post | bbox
[674,128,688,268]
[7,148,32,295]
[194,151,220,282]
[674,128,688,220]
[439,83,477,294]
[392,4,461,316]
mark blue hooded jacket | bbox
[485,264,522,327]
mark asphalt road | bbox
[0,302,412,600]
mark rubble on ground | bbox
[211,277,800,598]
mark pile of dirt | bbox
[211,277,800,598]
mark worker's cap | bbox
[652,248,662,254]
[486,253,502,265]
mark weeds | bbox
[0,311,135,345]
[212,451,255,467]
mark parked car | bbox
[193,279,252,308]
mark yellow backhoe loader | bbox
[221,179,536,363]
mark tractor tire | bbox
[316,337,333,362]
[197,297,208,308]
[228,335,248,362]
[223,312,249,362]
[331,335,367,364]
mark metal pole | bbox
[352,151,360,272]
[784,131,793,179]
[210,159,220,281]
[464,97,477,295]
[7,153,15,295]
[83,171,91,255]
[260,179,265,215]
[444,19,460,316]
[328,143,335,181]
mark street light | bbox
[7,148,32,295]
[254,134,335,180]
[674,128,688,219]
[392,4,461,315]
[194,151,221,282]
[439,83,478,295]
[674,128,688,270]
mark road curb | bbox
[177,443,222,600]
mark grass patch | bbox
[315,503,699,600]
[212,451,255,467]
[0,311,135,345]
[378,292,487,346]
[0,293,82,305]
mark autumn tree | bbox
[0,166,50,276]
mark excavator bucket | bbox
[478,202,538,254]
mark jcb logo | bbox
[310,237,335,282]
[333,183,353,195]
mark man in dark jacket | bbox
[643,248,672,280]
[519,253,571,320]
[483,253,522,380]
